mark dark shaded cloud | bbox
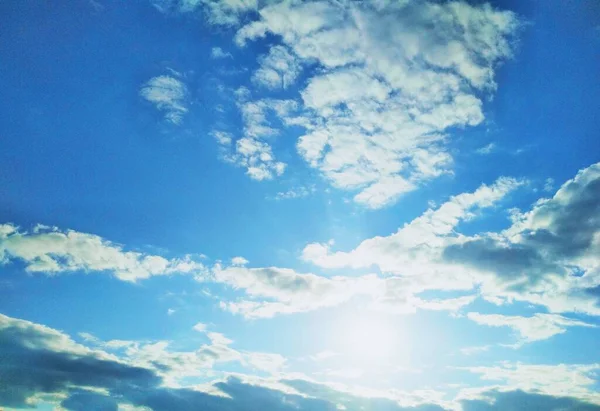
[443,238,565,289]
[519,172,600,259]
[0,313,436,411]
[61,389,119,411]
[0,314,159,408]
[442,163,600,304]
[119,378,337,411]
[461,389,600,411]
[3,312,600,411]
[284,379,446,411]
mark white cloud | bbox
[302,176,524,271]
[193,322,208,332]
[212,130,233,146]
[0,224,205,282]
[234,137,286,180]
[234,0,519,207]
[460,362,600,405]
[212,264,476,319]
[153,0,257,24]
[272,185,315,201]
[243,352,287,373]
[450,162,600,314]
[231,256,249,266]
[72,333,242,387]
[211,47,232,59]
[543,177,555,192]
[199,0,258,26]
[215,94,292,180]
[253,45,301,89]
[212,265,375,318]
[476,142,496,155]
[467,312,596,344]
[0,313,117,362]
[139,74,188,124]
[74,323,287,385]
[300,162,600,316]
[4,312,598,410]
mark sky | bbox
[1,0,600,410]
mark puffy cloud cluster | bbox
[0,224,205,282]
[214,93,293,180]
[226,0,519,207]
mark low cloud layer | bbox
[2,313,599,411]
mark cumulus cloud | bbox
[139,74,188,124]
[0,224,205,282]
[301,162,600,316]
[212,265,374,318]
[459,362,600,406]
[230,0,519,207]
[3,313,600,411]
[466,312,596,345]
[0,313,159,409]
[461,389,600,411]
[209,177,528,319]
[446,162,600,314]
[302,176,524,271]
[253,45,301,89]
[212,264,475,319]
[231,256,249,266]
[0,313,452,411]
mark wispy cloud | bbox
[476,143,497,155]
[211,46,232,59]
[140,74,188,124]
[467,312,596,345]
[271,185,316,201]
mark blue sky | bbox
[1,0,600,410]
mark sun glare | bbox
[336,314,400,366]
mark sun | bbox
[336,313,399,366]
